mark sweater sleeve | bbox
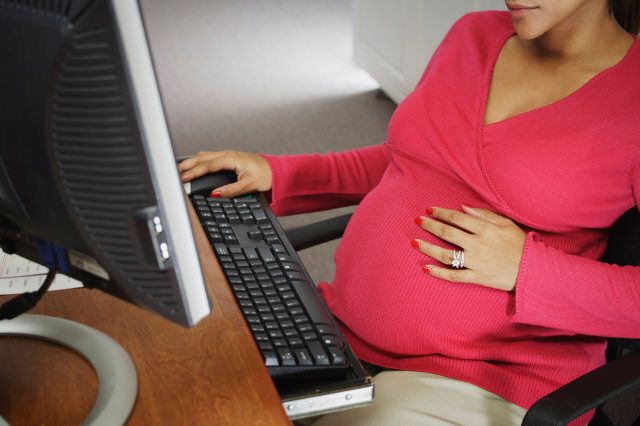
[511,158,640,338]
[259,144,389,216]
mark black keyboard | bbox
[190,193,350,380]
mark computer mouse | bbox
[183,171,237,197]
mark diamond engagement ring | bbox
[451,250,465,269]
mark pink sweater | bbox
[263,11,640,423]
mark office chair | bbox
[282,206,640,426]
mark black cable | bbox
[0,268,57,320]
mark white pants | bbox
[311,370,527,426]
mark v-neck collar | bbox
[481,27,639,130]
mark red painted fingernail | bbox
[411,239,420,249]
[210,191,222,198]
[414,217,422,226]
[425,207,433,215]
[422,265,430,273]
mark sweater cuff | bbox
[513,230,543,324]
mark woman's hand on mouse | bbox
[413,205,527,292]
[178,150,273,198]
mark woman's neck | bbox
[521,1,633,65]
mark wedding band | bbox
[451,250,465,269]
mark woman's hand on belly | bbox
[413,205,527,292]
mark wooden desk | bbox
[0,203,290,426]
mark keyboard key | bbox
[247,315,261,324]
[265,322,280,331]
[327,346,346,365]
[281,291,296,300]
[274,277,288,286]
[250,324,265,333]
[269,269,284,278]
[258,342,273,350]
[317,324,340,336]
[285,300,300,309]
[291,281,332,326]
[308,341,329,365]
[278,349,296,366]
[213,243,229,256]
[241,214,255,223]
[268,330,284,339]
[242,308,257,316]
[275,312,290,320]
[253,267,267,275]
[260,313,275,322]
[289,307,304,316]
[224,235,238,244]
[265,236,280,245]
[263,351,279,366]
[228,215,241,224]
[276,253,295,263]
[298,324,314,333]
[282,262,302,273]
[323,336,342,347]
[288,337,304,348]
[302,332,318,341]
[258,246,276,264]
[284,329,299,338]
[254,210,269,224]
[243,248,259,261]
[286,271,307,281]
[254,333,268,341]
[273,339,287,348]
[294,348,313,366]
[293,315,307,324]
[272,244,287,255]
[248,230,262,240]
[280,320,294,329]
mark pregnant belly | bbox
[318,168,541,359]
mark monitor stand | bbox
[0,314,137,425]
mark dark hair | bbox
[608,0,640,34]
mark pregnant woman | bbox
[179,1,640,424]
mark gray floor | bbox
[140,0,396,285]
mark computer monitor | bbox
[0,0,211,327]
